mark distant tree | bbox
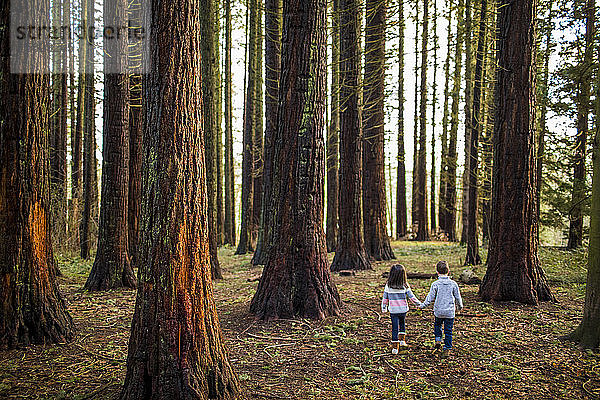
[460,0,473,245]
[119,0,239,395]
[250,0,341,320]
[0,0,74,348]
[479,0,554,304]
[331,0,371,271]
[252,6,264,247]
[236,0,258,255]
[224,0,236,246]
[362,0,394,259]
[327,0,341,251]
[396,0,408,239]
[411,0,420,227]
[465,0,488,265]
[253,0,282,264]
[85,0,136,291]
[438,2,452,235]
[567,0,594,250]
[430,0,438,234]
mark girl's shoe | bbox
[391,341,399,354]
[441,348,451,358]
[399,333,408,347]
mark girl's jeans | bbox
[390,313,407,341]
[434,317,454,349]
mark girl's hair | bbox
[387,264,409,289]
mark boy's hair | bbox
[387,264,409,289]
[436,261,449,275]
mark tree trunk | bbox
[253,0,282,264]
[224,0,236,246]
[481,13,495,245]
[236,0,258,255]
[0,0,74,348]
[460,0,473,245]
[200,0,223,279]
[566,32,599,349]
[411,0,420,229]
[362,0,394,260]
[438,4,452,236]
[216,12,224,248]
[444,0,464,242]
[85,0,136,291]
[430,0,438,234]
[120,0,239,394]
[129,75,143,270]
[415,0,429,241]
[465,0,487,266]
[327,0,340,251]
[79,1,97,260]
[331,0,371,271]
[250,0,341,320]
[396,0,408,239]
[479,0,553,304]
[252,7,264,247]
[567,0,594,250]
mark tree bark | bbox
[460,0,473,245]
[327,0,340,251]
[0,0,74,348]
[415,0,429,241]
[567,0,594,250]
[224,0,236,246]
[438,3,452,235]
[250,0,341,320]
[252,7,264,247]
[396,0,408,239]
[253,0,282,264]
[362,0,394,260]
[465,0,487,265]
[129,75,143,270]
[479,0,553,304]
[430,0,438,234]
[85,0,136,291]
[331,0,371,271]
[411,0,420,229]
[119,0,239,396]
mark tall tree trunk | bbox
[411,0,420,229]
[566,32,599,349]
[85,0,136,291]
[79,1,97,260]
[253,0,282,264]
[567,0,594,250]
[460,0,473,245]
[327,0,341,251]
[252,6,264,247]
[438,3,452,236]
[444,0,464,242]
[479,0,553,304]
[128,75,143,270]
[331,0,371,271]
[200,0,223,279]
[481,9,495,245]
[430,0,438,233]
[465,0,487,265]
[415,0,429,241]
[236,0,258,255]
[250,0,341,320]
[362,0,394,260]
[120,0,239,394]
[0,0,74,348]
[224,0,236,246]
[216,10,224,248]
[396,0,408,239]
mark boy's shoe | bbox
[398,333,408,347]
[391,341,399,355]
[399,340,407,347]
[434,341,442,351]
[440,348,451,359]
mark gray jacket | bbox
[420,276,463,318]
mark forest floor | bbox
[1,241,599,399]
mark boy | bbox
[419,261,463,357]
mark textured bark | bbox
[481,15,495,245]
[460,0,473,245]
[362,0,394,260]
[250,0,341,320]
[129,75,143,270]
[85,0,135,291]
[79,1,98,260]
[236,0,258,255]
[444,0,464,242]
[252,7,264,247]
[438,4,452,235]
[120,0,239,395]
[0,0,74,348]
[215,12,224,248]
[200,0,223,279]
[465,0,487,266]
[224,0,236,246]
[396,0,408,239]
[414,0,429,241]
[567,0,594,250]
[253,0,282,264]
[331,0,371,271]
[566,35,599,349]
[479,0,553,304]
[327,0,340,251]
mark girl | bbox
[381,264,422,354]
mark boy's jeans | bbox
[434,317,454,349]
[390,313,407,341]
